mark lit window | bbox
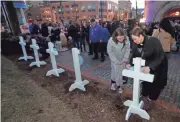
[81,5,86,12]
[88,3,96,12]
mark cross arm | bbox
[122,69,154,83]
[46,49,58,55]
[30,45,39,50]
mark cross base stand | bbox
[18,56,34,61]
[46,68,65,77]
[29,61,47,67]
[69,80,89,92]
[124,100,150,120]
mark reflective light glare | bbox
[175,11,179,16]
[140,18,146,23]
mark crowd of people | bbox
[26,17,180,110]
[27,18,125,62]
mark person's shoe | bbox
[141,96,148,103]
[92,57,98,60]
[117,87,123,94]
[110,83,116,91]
[100,58,105,62]
[88,53,93,55]
[143,98,154,110]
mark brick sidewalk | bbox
[57,50,180,112]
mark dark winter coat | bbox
[31,24,40,35]
[50,28,61,42]
[130,36,168,89]
[41,24,49,37]
[68,24,79,39]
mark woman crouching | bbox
[126,27,168,110]
[107,28,130,93]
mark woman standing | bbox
[152,18,175,57]
[107,28,130,93]
[127,27,168,110]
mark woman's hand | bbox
[126,64,131,69]
[120,61,125,65]
[143,66,150,73]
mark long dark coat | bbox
[130,36,168,89]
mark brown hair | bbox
[131,27,145,37]
[112,27,127,44]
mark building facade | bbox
[145,1,180,23]
[26,1,45,7]
[40,6,52,22]
[118,0,132,21]
[39,1,119,23]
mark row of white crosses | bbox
[19,36,154,120]
[18,36,64,77]
[19,37,89,91]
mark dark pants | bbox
[99,42,105,60]
[141,82,162,100]
[104,42,108,55]
[92,42,99,58]
[142,55,168,100]
[165,52,171,59]
[72,37,80,49]
[176,46,180,52]
[80,36,86,52]
[86,35,93,54]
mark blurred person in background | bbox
[152,18,175,58]
[102,22,111,56]
[89,18,103,61]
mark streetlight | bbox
[175,11,179,16]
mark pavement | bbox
[56,49,180,112]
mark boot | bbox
[143,97,154,110]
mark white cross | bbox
[69,48,89,92]
[18,36,33,61]
[122,57,154,120]
[29,39,46,67]
[46,42,65,77]
[55,41,68,52]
